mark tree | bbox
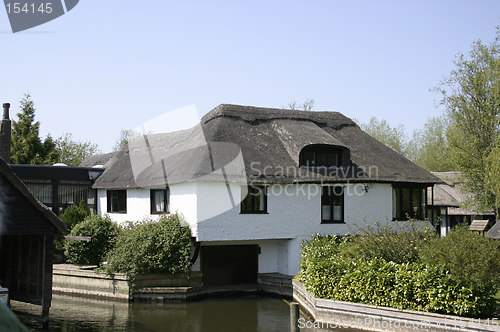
[113,129,135,151]
[11,94,59,165]
[410,116,455,172]
[55,133,99,166]
[485,138,500,217]
[360,117,409,155]
[285,98,315,111]
[438,29,500,213]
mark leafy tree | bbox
[485,137,500,217]
[55,133,99,166]
[360,117,409,155]
[438,29,500,213]
[410,116,455,171]
[11,94,59,165]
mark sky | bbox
[1,1,499,153]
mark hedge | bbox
[299,235,497,317]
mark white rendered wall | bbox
[195,182,394,275]
[99,182,396,276]
[97,189,154,224]
[169,182,198,236]
[97,183,198,232]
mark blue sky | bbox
[1,1,499,152]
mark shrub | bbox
[60,200,91,230]
[343,220,435,264]
[55,200,91,256]
[64,214,120,265]
[300,234,497,317]
[105,213,192,276]
[419,225,500,292]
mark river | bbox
[18,294,367,332]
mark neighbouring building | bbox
[0,101,105,216]
[427,171,496,237]
[10,164,104,216]
[82,104,440,285]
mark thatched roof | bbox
[88,104,440,189]
[428,172,495,216]
[486,221,500,239]
[80,151,118,168]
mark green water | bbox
[19,294,366,331]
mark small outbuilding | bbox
[427,172,496,236]
[0,103,66,325]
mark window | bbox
[151,189,169,214]
[392,185,427,220]
[241,185,267,214]
[25,179,52,205]
[321,186,344,223]
[107,190,127,213]
[300,145,341,167]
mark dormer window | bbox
[299,145,342,167]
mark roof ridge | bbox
[201,104,358,128]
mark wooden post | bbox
[290,301,299,332]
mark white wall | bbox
[98,183,198,231]
[195,182,394,275]
[196,182,393,242]
[99,182,395,276]
[169,182,198,236]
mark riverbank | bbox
[51,264,293,301]
[293,279,500,332]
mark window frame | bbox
[321,185,345,224]
[107,190,127,214]
[240,185,268,214]
[392,184,428,221]
[150,188,169,214]
[300,145,342,168]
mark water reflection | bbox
[21,294,290,332]
[20,294,366,332]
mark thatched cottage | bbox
[82,104,440,285]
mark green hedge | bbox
[300,235,497,317]
[64,214,120,266]
[104,213,192,276]
[419,226,500,291]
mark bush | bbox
[105,214,192,276]
[343,220,435,264]
[60,200,90,230]
[55,201,91,256]
[300,234,497,317]
[64,214,120,265]
[419,225,500,292]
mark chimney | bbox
[0,103,11,163]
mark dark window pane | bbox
[107,190,126,213]
[321,186,343,223]
[393,186,428,220]
[401,188,411,218]
[300,146,342,167]
[151,189,169,214]
[241,186,267,213]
